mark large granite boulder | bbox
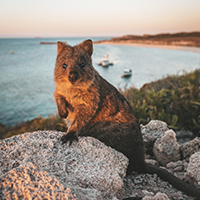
[0,131,128,200]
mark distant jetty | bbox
[39,42,57,45]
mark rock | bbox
[121,172,192,200]
[0,131,128,200]
[180,137,200,160]
[145,159,159,167]
[0,162,77,200]
[185,152,200,189]
[153,130,180,166]
[142,190,154,196]
[165,160,188,183]
[142,192,169,200]
[141,120,169,155]
[166,160,188,173]
[141,120,169,139]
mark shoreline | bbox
[94,41,200,54]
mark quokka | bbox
[54,39,200,199]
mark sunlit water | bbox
[0,38,200,126]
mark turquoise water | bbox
[0,38,200,126]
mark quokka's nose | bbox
[69,71,78,82]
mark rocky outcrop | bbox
[0,120,200,200]
[0,131,128,200]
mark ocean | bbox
[0,37,200,126]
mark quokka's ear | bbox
[80,39,93,57]
[57,41,66,55]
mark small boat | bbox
[10,51,14,54]
[121,69,132,78]
[98,54,113,67]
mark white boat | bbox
[98,54,113,67]
[121,69,132,78]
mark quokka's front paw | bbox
[61,131,78,145]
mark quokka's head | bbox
[54,39,95,88]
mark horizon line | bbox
[1,30,200,39]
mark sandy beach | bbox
[95,41,200,54]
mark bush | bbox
[121,69,200,136]
[0,114,67,139]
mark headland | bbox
[94,32,200,54]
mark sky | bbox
[0,0,200,38]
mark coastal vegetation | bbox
[0,68,200,139]
[0,114,67,139]
[121,68,200,136]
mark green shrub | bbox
[121,68,200,136]
[0,114,67,139]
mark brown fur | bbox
[54,40,200,199]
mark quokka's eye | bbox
[62,63,67,69]
[80,62,85,68]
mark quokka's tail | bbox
[145,164,200,199]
